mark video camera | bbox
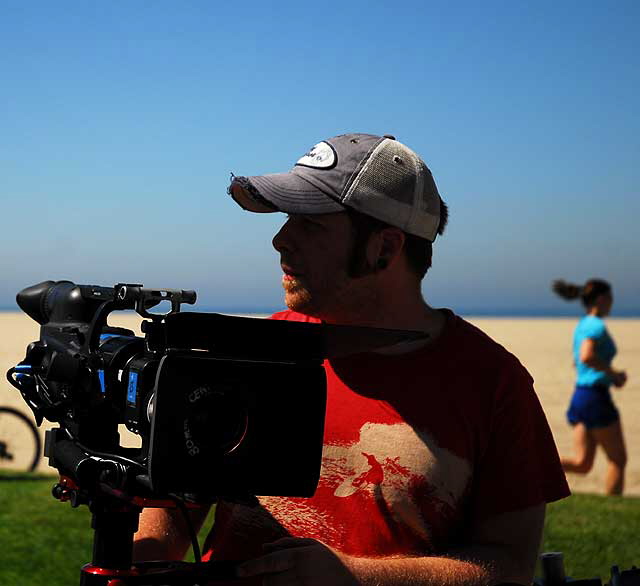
[6,280,424,584]
[7,280,425,500]
[7,279,335,500]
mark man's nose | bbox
[272,221,292,253]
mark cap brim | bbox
[230,172,345,214]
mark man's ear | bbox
[367,227,405,270]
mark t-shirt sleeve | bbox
[581,318,606,341]
[469,360,570,521]
[269,310,320,323]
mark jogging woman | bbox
[552,278,627,495]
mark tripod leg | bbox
[79,505,142,585]
[91,509,140,570]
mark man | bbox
[134,133,570,585]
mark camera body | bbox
[10,280,327,500]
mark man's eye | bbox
[285,214,323,229]
[298,216,322,227]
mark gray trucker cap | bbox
[229,133,443,241]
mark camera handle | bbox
[53,481,240,585]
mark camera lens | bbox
[184,385,248,456]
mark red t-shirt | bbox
[202,309,569,565]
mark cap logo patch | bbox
[295,141,336,169]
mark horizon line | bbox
[1,306,639,318]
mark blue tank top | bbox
[573,315,616,386]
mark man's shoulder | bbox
[269,309,321,323]
[442,310,531,377]
[443,311,510,356]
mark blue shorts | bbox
[566,384,619,429]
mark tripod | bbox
[53,477,240,586]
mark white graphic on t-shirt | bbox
[329,422,470,539]
[261,422,471,544]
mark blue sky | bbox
[1,1,639,315]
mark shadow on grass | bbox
[0,471,56,482]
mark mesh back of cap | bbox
[356,141,417,205]
[342,139,440,240]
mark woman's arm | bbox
[579,338,626,387]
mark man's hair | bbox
[347,199,449,280]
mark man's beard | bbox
[282,277,315,314]
[281,274,375,323]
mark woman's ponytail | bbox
[552,278,611,308]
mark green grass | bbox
[0,473,216,586]
[0,473,94,586]
[1,474,638,585]
[541,494,640,581]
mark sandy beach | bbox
[1,311,638,495]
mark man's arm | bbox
[459,502,546,584]
[132,505,211,562]
[237,503,545,586]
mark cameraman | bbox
[134,133,570,585]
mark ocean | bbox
[3,305,638,318]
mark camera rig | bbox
[7,279,426,585]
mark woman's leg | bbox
[592,420,627,495]
[561,423,596,474]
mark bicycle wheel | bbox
[0,406,42,472]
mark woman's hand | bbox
[611,370,627,388]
